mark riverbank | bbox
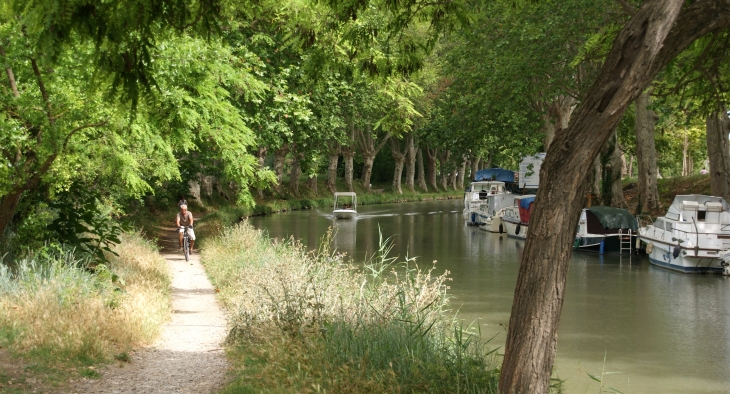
[622,174,711,217]
[202,222,513,393]
[0,233,171,393]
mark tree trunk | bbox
[438,150,450,191]
[357,125,390,192]
[542,96,576,150]
[343,149,355,192]
[361,155,376,191]
[707,110,730,201]
[255,146,268,199]
[483,152,493,169]
[0,191,23,236]
[417,147,428,192]
[405,135,417,193]
[470,156,479,181]
[307,175,318,195]
[682,131,690,176]
[457,157,467,189]
[628,154,634,178]
[635,91,660,213]
[390,138,407,194]
[600,130,624,206]
[273,144,290,193]
[327,143,340,194]
[289,151,301,197]
[425,146,439,191]
[499,2,700,392]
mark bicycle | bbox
[181,226,192,261]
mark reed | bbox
[203,222,505,393]
[0,233,170,368]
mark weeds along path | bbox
[69,226,229,393]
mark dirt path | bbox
[69,227,229,393]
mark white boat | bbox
[479,207,506,233]
[333,192,357,219]
[638,195,730,274]
[574,206,638,254]
[501,195,536,240]
[463,181,511,226]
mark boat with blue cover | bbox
[501,195,536,240]
[463,168,515,227]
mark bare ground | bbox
[67,226,230,394]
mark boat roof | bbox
[474,168,515,182]
[665,195,729,221]
[585,206,638,230]
[470,180,506,185]
[334,192,357,197]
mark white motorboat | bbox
[333,192,357,219]
[463,181,511,226]
[638,195,730,275]
[501,195,536,240]
[479,207,506,233]
[574,206,638,254]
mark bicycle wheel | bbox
[184,235,189,261]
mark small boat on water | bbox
[333,192,357,219]
[574,206,638,254]
[638,195,730,274]
[501,195,535,240]
[463,178,512,226]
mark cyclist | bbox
[177,195,188,207]
[176,204,195,254]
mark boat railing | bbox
[635,214,653,229]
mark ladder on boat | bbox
[619,229,633,254]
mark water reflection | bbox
[248,200,730,393]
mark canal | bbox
[248,199,730,393]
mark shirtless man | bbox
[176,204,195,253]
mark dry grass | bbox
[203,222,506,394]
[0,232,170,367]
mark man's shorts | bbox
[179,227,196,240]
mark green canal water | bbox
[248,199,730,393]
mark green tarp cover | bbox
[587,206,638,230]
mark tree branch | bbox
[30,58,53,125]
[0,46,19,98]
[616,0,637,16]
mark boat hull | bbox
[574,235,635,254]
[644,241,724,273]
[502,219,527,240]
[479,216,503,233]
[333,210,357,219]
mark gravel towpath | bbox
[69,228,229,393]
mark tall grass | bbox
[0,233,170,366]
[203,223,504,393]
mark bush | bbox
[0,233,170,365]
[203,223,502,393]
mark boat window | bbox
[654,219,665,230]
[665,221,674,232]
[698,211,706,221]
[498,185,504,192]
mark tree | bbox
[500,1,730,392]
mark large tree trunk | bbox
[272,144,290,194]
[0,191,23,236]
[255,146,267,199]
[289,149,301,197]
[707,110,730,201]
[457,156,467,189]
[425,146,439,191]
[307,175,318,195]
[470,155,480,181]
[635,91,660,213]
[416,147,428,192]
[498,2,714,392]
[438,150,451,191]
[542,96,576,150]
[600,130,624,206]
[390,138,407,194]
[405,135,417,193]
[326,143,340,194]
[357,125,390,192]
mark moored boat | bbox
[638,195,730,274]
[574,206,638,254]
[501,195,535,240]
[463,180,511,225]
[333,192,357,219]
